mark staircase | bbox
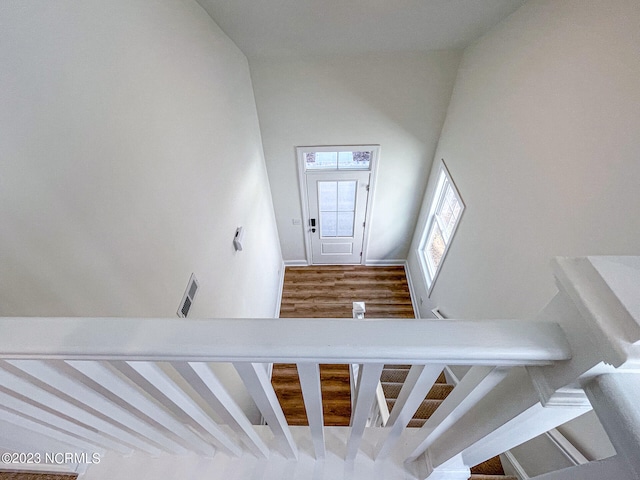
[380,365,517,480]
[381,365,453,428]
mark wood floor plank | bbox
[0,474,78,480]
[272,265,416,426]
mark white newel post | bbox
[415,256,640,480]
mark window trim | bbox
[418,161,465,296]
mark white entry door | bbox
[306,170,371,264]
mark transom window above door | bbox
[301,146,376,171]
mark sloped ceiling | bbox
[197,0,526,57]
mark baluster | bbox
[297,362,325,459]
[123,361,243,457]
[176,361,270,458]
[346,363,384,461]
[66,360,215,456]
[234,362,298,460]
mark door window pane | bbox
[337,181,356,211]
[338,151,371,169]
[320,211,337,237]
[337,211,355,236]
[318,181,337,211]
[318,180,357,238]
[306,152,338,169]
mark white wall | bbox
[406,0,639,464]
[249,52,461,264]
[0,0,283,425]
[408,0,640,320]
[0,0,282,320]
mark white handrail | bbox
[0,317,571,364]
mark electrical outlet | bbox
[419,296,424,306]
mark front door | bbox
[306,170,371,264]
[298,146,378,265]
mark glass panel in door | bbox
[318,180,357,238]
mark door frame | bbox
[296,145,380,265]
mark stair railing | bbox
[0,316,568,472]
[0,256,638,480]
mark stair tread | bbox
[380,369,409,383]
[407,418,426,428]
[387,398,443,421]
[380,368,447,384]
[382,382,453,400]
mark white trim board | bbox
[402,260,420,319]
[364,259,406,266]
[359,147,380,265]
[545,428,589,466]
[501,450,530,480]
[274,261,286,318]
[284,260,308,266]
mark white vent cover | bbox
[178,273,199,318]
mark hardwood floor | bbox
[279,265,415,319]
[0,474,77,480]
[272,265,416,426]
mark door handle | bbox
[310,218,316,233]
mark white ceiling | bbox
[197,0,527,57]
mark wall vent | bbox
[178,273,199,318]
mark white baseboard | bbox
[364,259,406,266]
[545,428,589,465]
[283,259,308,266]
[498,428,587,480]
[274,261,286,318]
[501,451,530,479]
